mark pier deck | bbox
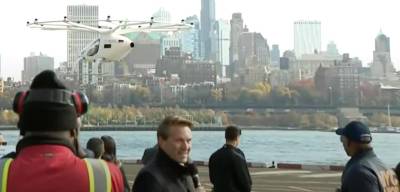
[123,163,341,192]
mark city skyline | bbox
[1,0,400,80]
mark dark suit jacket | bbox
[141,145,158,165]
[209,144,252,192]
[132,148,195,192]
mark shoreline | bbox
[0,125,333,131]
[0,125,399,133]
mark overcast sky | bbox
[0,0,399,80]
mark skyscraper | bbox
[0,78,3,94]
[200,0,216,60]
[152,7,171,23]
[238,32,270,68]
[22,53,54,83]
[270,44,280,69]
[294,20,321,58]
[216,20,230,77]
[67,5,99,85]
[161,34,181,56]
[370,32,395,79]
[155,8,174,57]
[229,13,244,77]
[327,41,339,57]
[181,15,201,60]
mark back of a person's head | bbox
[101,135,117,162]
[157,116,193,140]
[86,137,105,159]
[225,125,241,141]
[14,70,79,132]
[395,162,400,181]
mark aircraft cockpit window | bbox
[104,44,112,48]
[118,40,124,43]
[87,39,100,56]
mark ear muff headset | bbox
[13,89,89,116]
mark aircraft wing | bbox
[29,25,94,32]
[27,17,193,34]
[98,19,154,26]
[117,23,193,34]
[27,18,107,33]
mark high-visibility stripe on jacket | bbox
[0,158,111,192]
[0,158,12,192]
[84,158,112,192]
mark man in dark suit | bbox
[208,126,252,192]
[132,116,196,192]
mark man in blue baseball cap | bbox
[336,121,399,192]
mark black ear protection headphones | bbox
[13,89,89,117]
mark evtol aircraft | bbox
[27,16,193,64]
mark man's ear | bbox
[77,117,82,129]
[70,128,78,138]
[157,136,161,144]
[157,136,165,147]
[72,117,82,137]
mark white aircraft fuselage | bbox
[81,33,134,62]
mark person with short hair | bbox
[101,135,119,164]
[0,70,124,192]
[336,121,399,192]
[208,125,252,192]
[395,162,400,181]
[141,143,203,191]
[132,116,196,192]
[86,137,105,159]
[101,135,130,192]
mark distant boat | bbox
[0,133,7,145]
[381,104,400,133]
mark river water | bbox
[1,130,399,167]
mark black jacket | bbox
[119,165,130,192]
[341,149,399,192]
[141,145,158,165]
[395,162,400,181]
[209,144,252,192]
[140,145,201,188]
[132,148,195,192]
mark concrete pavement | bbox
[122,163,341,192]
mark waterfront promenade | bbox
[122,162,341,192]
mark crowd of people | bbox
[1,70,400,192]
